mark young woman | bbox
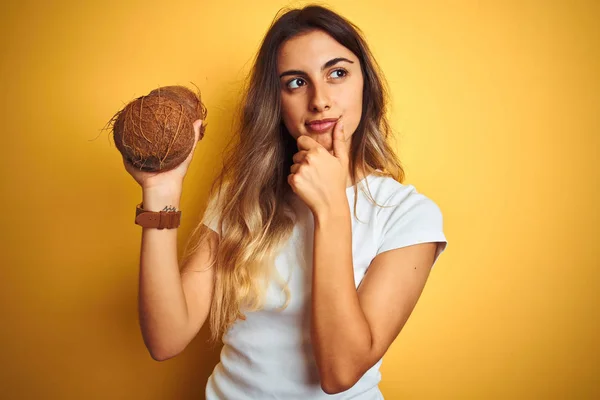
[126,5,448,399]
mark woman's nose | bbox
[309,83,331,112]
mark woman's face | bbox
[277,29,364,155]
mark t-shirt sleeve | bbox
[201,188,224,235]
[376,190,448,269]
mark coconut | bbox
[108,85,207,172]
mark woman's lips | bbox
[305,119,338,134]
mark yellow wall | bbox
[1,0,598,398]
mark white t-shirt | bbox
[202,172,448,399]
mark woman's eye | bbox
[329,69,348,79]
[287,78,306,89]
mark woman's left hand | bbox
[288,119,351,216]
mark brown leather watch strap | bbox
[135,202,181,229]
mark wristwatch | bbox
[135,202,181,229]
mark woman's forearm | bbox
[311,201,373,393]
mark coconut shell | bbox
[110,85,207,172]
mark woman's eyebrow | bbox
[279,57,354,79]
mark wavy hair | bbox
[181,4,405,344]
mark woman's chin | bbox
[295,132,333,151]
[315,134,333,149]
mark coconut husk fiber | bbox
[109,85,207,172]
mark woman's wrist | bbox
[142,185,183,212]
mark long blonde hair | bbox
[181,5,405,344]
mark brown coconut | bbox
[109,85,207,172]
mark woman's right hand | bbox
[123,119,204,191]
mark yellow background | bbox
[1,0,598,398]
